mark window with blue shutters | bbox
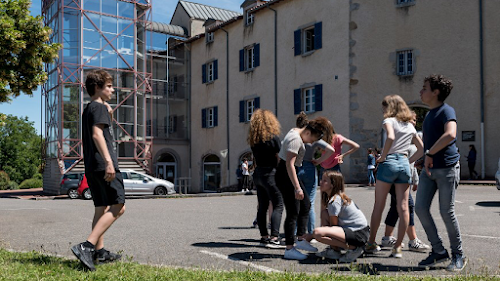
[202,106,218,128]
[294,22,322,56]
[203,60,218,83]
[239,97,260,122]
[294,85,323,114]
[396,49,414,76]
[240,44,260,71]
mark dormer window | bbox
[206,32,214,43]
[245,10,254,26]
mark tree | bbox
[0,114,42,183]
[0,0,61,102]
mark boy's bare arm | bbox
[92,124,116,182]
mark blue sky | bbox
[0,0,242,135]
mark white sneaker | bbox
[316,248,342,259]
[284,247,308,260]
[295,240,318,253]
[339,247,364,263]
[381,236,396,248]
[408,238,431,252]
[310,239,318,244]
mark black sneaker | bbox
[418,250,450,268]
[446,253,467,272]
[266,238,286,249]
[94,248,122,263]
[71,242,96,271]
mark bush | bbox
[33,173,42,180]
[8,181,19,190]
[0,171,10,190]
[19,178,42,189]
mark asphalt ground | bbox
[0,184,499,277]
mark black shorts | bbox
[86,170,125,207]
[343,226,369,247]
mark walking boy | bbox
[71,70,125,271]
[415,74,466,271]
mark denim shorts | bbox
[376,154,411,184]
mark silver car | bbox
[121,169,176,195]
[495,158,500,191]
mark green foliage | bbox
[7,180,19,189]
[0,170,9,190]
[18,178,42,189]
[0,0,61,102]
[0,115,42,183]
[33,173,42,180]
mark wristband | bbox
[425,150,434,158]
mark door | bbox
[156,163,176,185]
[129,172,151,194]
[121,172,134,194]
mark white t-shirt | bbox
[382,117,416,156]
[241,163,250,176]
[278,129,305,167]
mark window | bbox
[294,84,323,114]
[206,32,214,43]
[239,44,260,72]
[202,60,218,83]
[168,115,177,133]
[130,172,146,180]
[397,49,414,76]
[245,11,254,26]
[303,88,315,113]
[294,22,322,56]
[239,97,260,122]
[202,106,218,128]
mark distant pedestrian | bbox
[241,158,251,192]
[415,74,467,271]
[367,148,376,186]
[71,70,125,271]
[466,145,478,180]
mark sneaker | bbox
[94,248,121,263]
[266,238,286,249]
[389,246,403,258]
[71,242,96,271]
[295,240,318,253]
[408,238,431,252]
[446,253,467,272]
[316,248,342,259]
[381,236,396,248]
[259,237,270,247]
[339,247,364,263]
[283,247,308,260]
[418,250,450,268]
[364,242,381,253]
[251,220,258,228]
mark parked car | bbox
[496,158,500,191]
[60,172,84,199]
[77,175,92,200]
[74,170,176,199]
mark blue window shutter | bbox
[314,22,322,50]
[202,108,207,128]
[202,64,207,84]
[315,84,323,112]
[214,106,218,127]
[254,97,260,109]
[239,100,245,123]
[294,89,301,114]
[254,44,260,67]
[214,60,218,80]
[239,49,244,71]
[294,29,301,56]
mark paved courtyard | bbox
[0,184,499,276]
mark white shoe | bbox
[339,247,364,263]
[408,238,431,252]
[381,236,396,248]
[284,247,308,260]
[295,240,318,253]
[310,239,318,244]
[316,248,342,259]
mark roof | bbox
[178,0,241,21]
[250,0,288,13]
[147,21,187,37]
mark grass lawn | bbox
[0,249,498,281]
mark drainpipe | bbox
[479,0,485,179]
[221,28,230,187]
[268,6,278,116]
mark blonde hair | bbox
[382,95,413,122]
[247,109,281,146]
[321,171,351,208]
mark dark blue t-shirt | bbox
[422,103,460,168]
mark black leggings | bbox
[384,184,415,227]
[254,167,284,237]
[275,160,310,246]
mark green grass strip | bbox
[0,249,498,281]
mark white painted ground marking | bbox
[200,250,283,273]
[469,206,475,211]
[0,208,50,211]
[462,234,500,240]
[455,200,463,203]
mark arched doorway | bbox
[156,153,177,186]
[203,154,220,192]
[410,106,429,132]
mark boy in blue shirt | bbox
[415,74,466,271]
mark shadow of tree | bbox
[10,254,84,270]
[229,252,280,261]
[356,263,444,275]
[476,201,500,207]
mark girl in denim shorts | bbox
[365,95,424,259]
